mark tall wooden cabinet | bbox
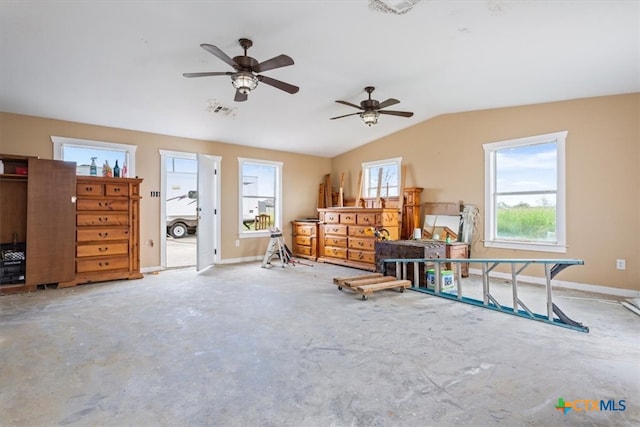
[317,207,400,271]
[59,176,143,287]
[401,187,423,239]
[0,155,76,294]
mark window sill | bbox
[239,230,276,239]
[483,240,567,254]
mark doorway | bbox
[162,152,198,268]
[160,150,221,271]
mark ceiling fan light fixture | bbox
[231,71,258,94]
[369,0,421,14]
[361,110,379,126]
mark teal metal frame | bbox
[380,257,589,333]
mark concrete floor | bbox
[1,261,638,426]
[166,235,196,268]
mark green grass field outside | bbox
[497,205,556,241]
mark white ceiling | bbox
[1,1,638,158]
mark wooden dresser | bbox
[291,219,319,261]
[317,207,400,271]
[60,176,143,287]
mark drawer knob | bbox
[98,247,108,252]
[98,232,109,238]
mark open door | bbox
[197,154,220,271]
[26,158,76,285]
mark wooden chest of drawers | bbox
[59,176,143,288]
[317,207,400,271]
[291,220,319,260]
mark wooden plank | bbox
[344,276,397,287]
[318,183,325,209]
[333,273,383,285]
[355,170,362,207]
[338,172,344,207]
[423,201,463,216]
[324,174,332,208]
[375,168,383,207]
[398,164,406,230]
[355,280,411,295]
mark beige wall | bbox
[0,112,331,268]
[331,93,640,291]
[2,93,638,291]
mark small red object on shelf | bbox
[15,167,28,175]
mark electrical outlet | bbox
[235,239,240,247]
[616,259,626,270]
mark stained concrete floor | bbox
[1,261,639,426]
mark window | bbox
[483,131,567,253]
[361,157,402,198]
[167,156,196,174]
[238,158,282,236]
[51,136,137,177]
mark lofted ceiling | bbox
[1,1,638,158]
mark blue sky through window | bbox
[496,142,557,206]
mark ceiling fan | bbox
[330,86,414,126]
[183,38,299,102]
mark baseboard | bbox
[218,255,263,264]
[141,256,261,273]
[141,266,163,273]
[468,267,640,299]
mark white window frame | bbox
[361,157,402,198]
[238,157,282,238]
[51,136,137,177]
[483,131,567,253]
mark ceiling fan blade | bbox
[335,100,363,110]
[234,89,248,102]
[200,43,238,69]
[257,75,299,94]
[379,110,414,117]
[377,98,400,109]
[254,54,294,73]
[330,112,361,120]
[182,72,232,78]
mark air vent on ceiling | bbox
[205,99,237,118]
[369,0,421,14]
